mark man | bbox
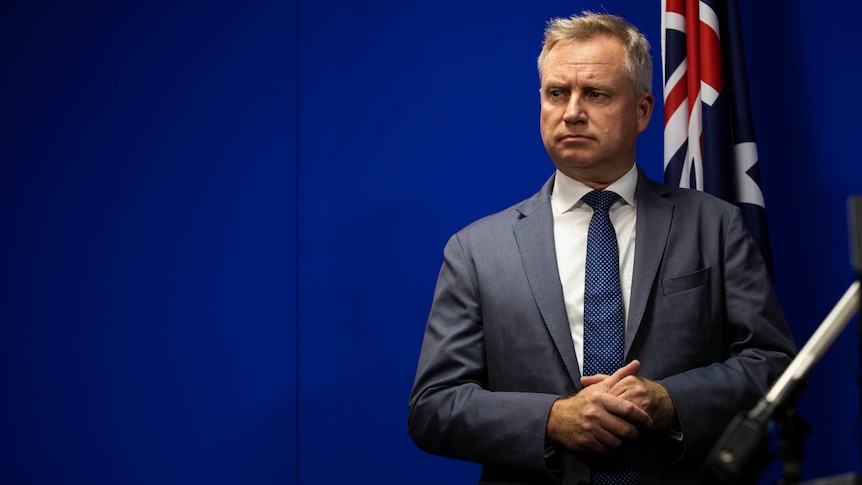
[407,11,796,485]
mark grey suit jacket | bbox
[407,168,796,485]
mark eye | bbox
[545,88,568,102]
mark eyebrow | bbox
[542,80,614,93]
[541,80,568,90]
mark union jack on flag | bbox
[662,0,775,278]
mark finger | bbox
[592,428,625,451]
[592,411,641,448]
[580,373,610,387]
[602,359,641,389]
[603,393,653,429]
[606,375,640,397]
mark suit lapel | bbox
[627,171,673,353]
[513,176,581,383]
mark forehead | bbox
[542,35,626,82]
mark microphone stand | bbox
[849,196,862,470]
[706,280,861,484]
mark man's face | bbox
[539,35,653,187]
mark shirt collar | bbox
[551,164,638,214]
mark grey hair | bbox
[537,11,653,96]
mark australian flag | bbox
[662,0,775,279]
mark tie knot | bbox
[582,190,620,213]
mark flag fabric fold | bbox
[661,0,775,279]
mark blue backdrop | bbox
[1,1,860,484]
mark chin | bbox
[552,155,595,171]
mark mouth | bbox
[559,133,593,143]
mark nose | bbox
[563,95,585,124]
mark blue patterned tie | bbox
[582,190,636,485]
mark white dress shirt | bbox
[551,164,638,372]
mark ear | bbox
[636,93,655,133]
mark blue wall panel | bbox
[0,2,297,483]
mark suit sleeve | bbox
[407,232,561,476]
[655,204,797,460]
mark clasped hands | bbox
[546,359,678,454]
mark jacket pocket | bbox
[661,267,710,295]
